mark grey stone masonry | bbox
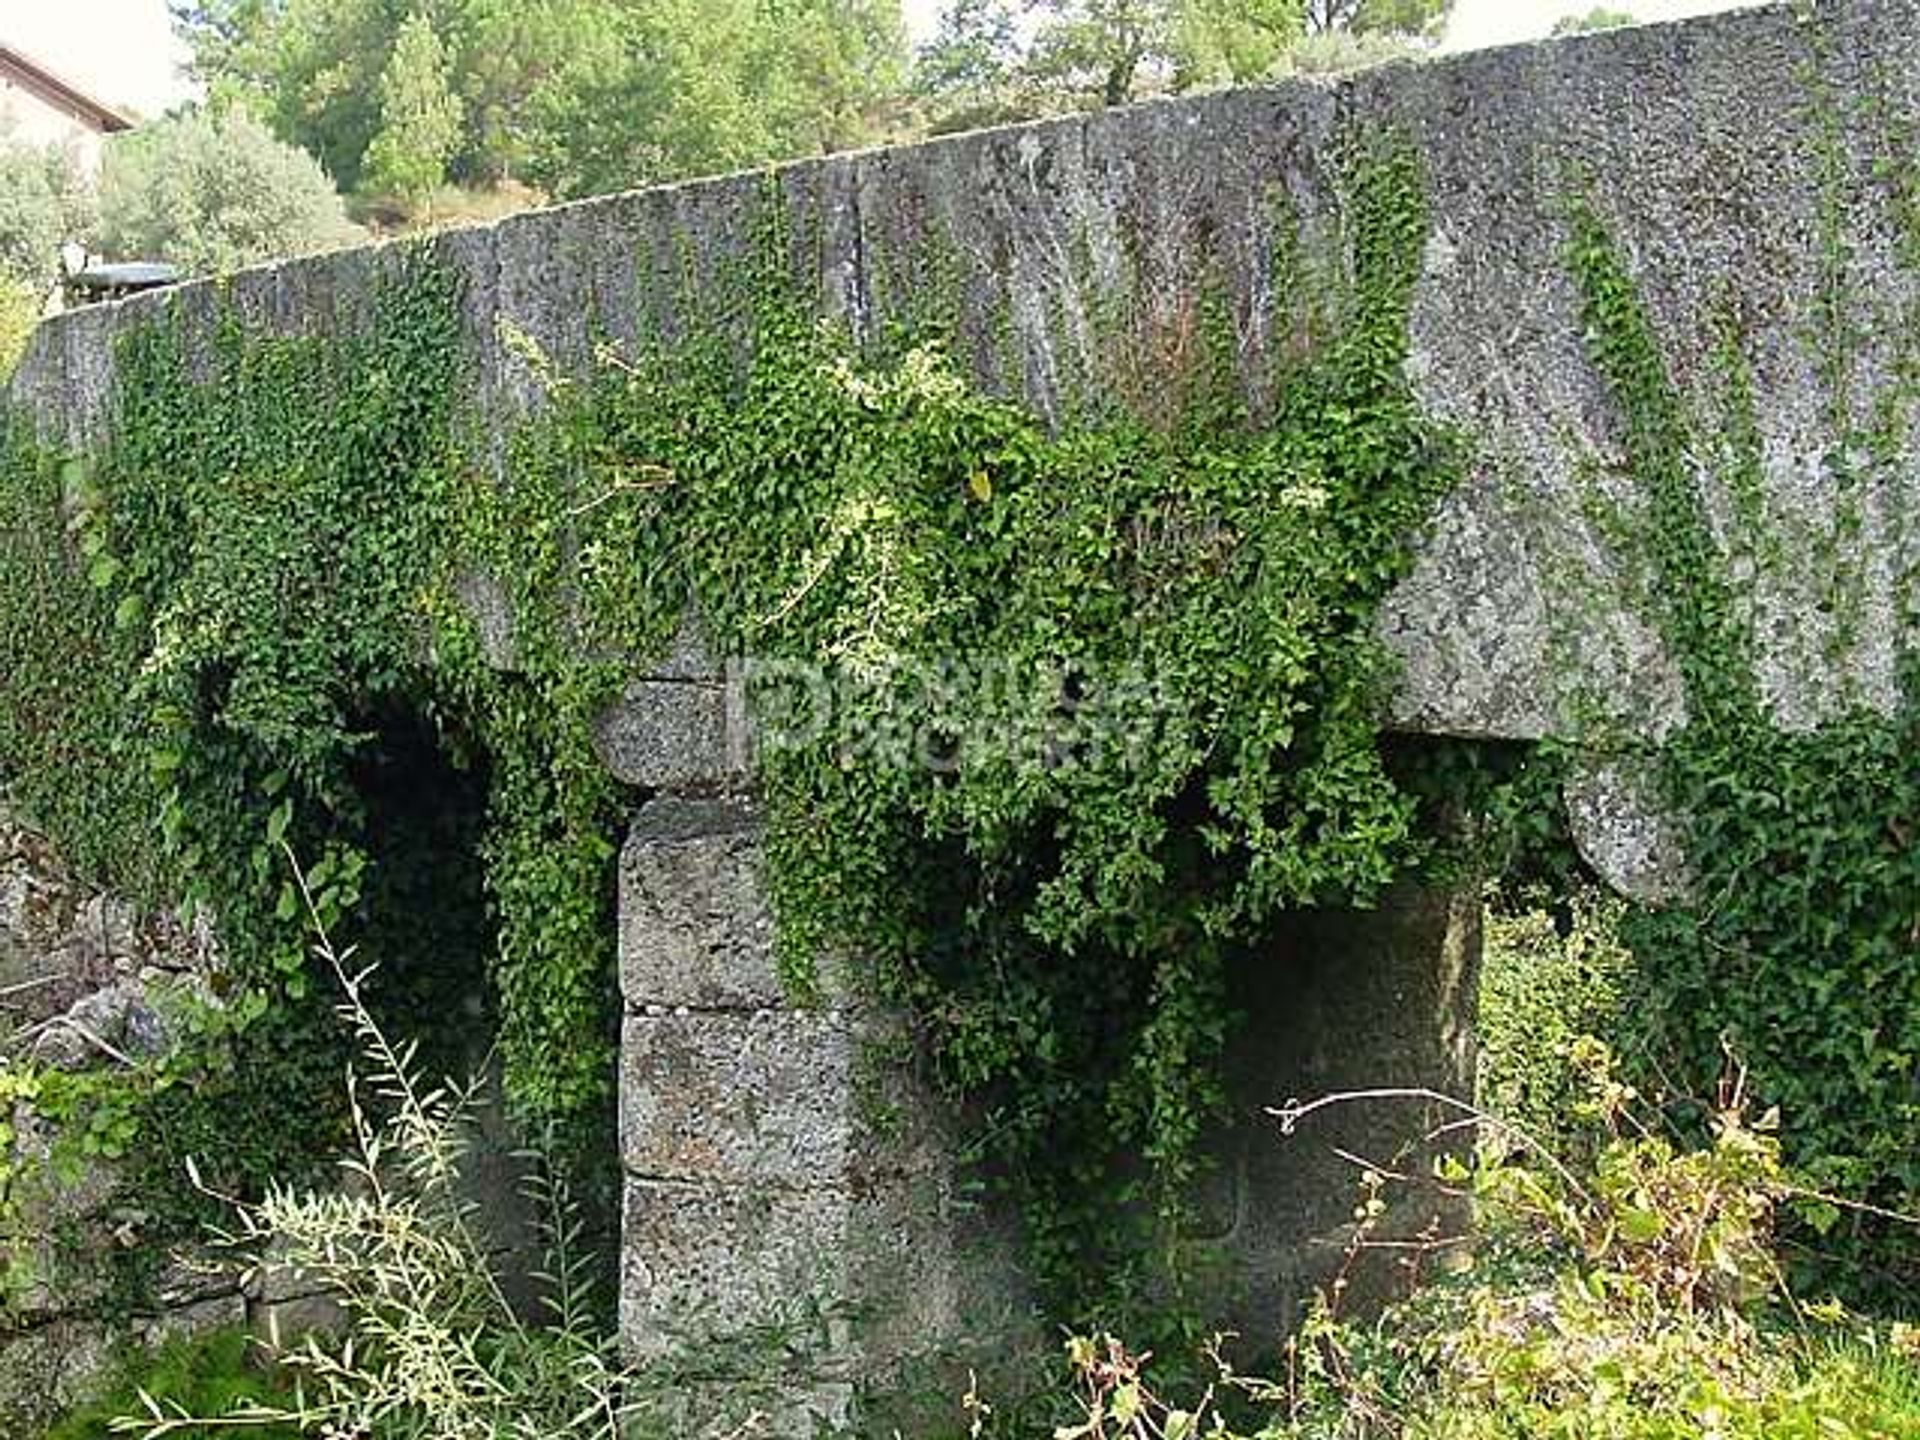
[18,2,1920,760]
[0,808,237,1435]
[615,797,1037,1411]
[18,0,1920,1422]
[19,4,1920,889]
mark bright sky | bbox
[0,0,196,119]
[0,0,1774,119]
[1438,0,1766,53]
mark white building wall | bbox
[0,72,109,174]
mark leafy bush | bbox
[113,864,651,1440]
[95,110,362,277]
[1477,886,1633,1158]
[0,275,41,379]
[0,132,91,288]
[41,1328,300,1440]
[1041,1045,1920,1440]
[1564,200,1920,1302]
[1552,8,1637,38]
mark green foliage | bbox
[0,250,558,1317]
[521,0,906,201]
[1022,0,1296,109]
[0,434,156,891]
[41,1327,301,1440]
[0,275,39,378]
[115,897,654,1440]
[918,0,1439,120]
[173,0,410,193]
[479,132,1455,1324]
[1041,1057,1920,1439]
[1303,0,1450,38]
[361,13,464,211]
[0,130,93,290]
[0,123,1451,1340]
[1477,886,1634,1160]
[174,0,907,206]
[1271,27,1422,79]
[95,108,362,274]
[913,0,1030,132]
[1551,7,1638,38]
[1562,198,1920,1303]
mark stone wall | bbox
[14,3,1918,750]
[0,800,535,1433]
[9,0,1920,1428]
[617,797,1035,1433]
[0,807,238,1434]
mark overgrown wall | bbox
[14,2,1919,752]
[9,0,1920,1425]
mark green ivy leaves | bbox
[488,135,1459,1324]
[1566,202,1920,1305]
[0,134,1459,1335]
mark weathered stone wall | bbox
[1201,888,1481,1338]
[9,0,1920,1427]
[0,805,537,1433]
[13,3,1917,750]
[0,807,239,1434]
[617,797,1037,1433]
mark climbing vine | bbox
[0,128,1460,1333]
[1563,177,1920,1304]
[477,129,1460,1322]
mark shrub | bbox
[1476,886,1633,1159]
[95,110,361,277]
[0,275,41,379]
[1042,1044,1920,1440]
[111,858,652,1440]
[0,132,92,289]
[41,1328,300,1440]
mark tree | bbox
[95,108,363,275]
[1172,0,1303,88]
[910,0,1021,128]
[522,0,905,201]
[922,0,1432,118]
[759,0,909,158]
[446,0,601,186]
[1026,0,1173,108]
[1552,7,1636,36]
[173,0,396,193]
[361,12,464,209]
[0,131,94,289]
[176,0,907,207]
[1303,0,1449,34]
[522,0,773,200]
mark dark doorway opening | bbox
[346,696,498,1088]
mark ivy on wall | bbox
[1564,191,1920,1305]
[0,129,1460,1333]
[7,64,1918,1349]
[467,128,1460,1322]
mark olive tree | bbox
[95,108,362,276]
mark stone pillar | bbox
[614,795,1035,1435]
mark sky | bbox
[0,0,196,119]
[1439,0,1764,53]
[0,0,1773,121]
